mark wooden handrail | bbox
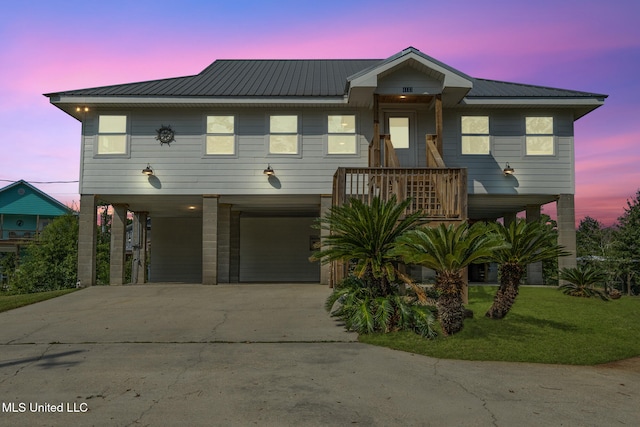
[426,134,446,167]
[383,135,400,167]
[332,167,467,220]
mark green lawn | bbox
[0,289,78,313]
[359,286,640,365]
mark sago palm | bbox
[486,218,570,319]
[394,222,504,335]
[558,265,609,300]
[311,195,423,296]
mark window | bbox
[97,115,127,155]
[461,116,490,154]
[327,115,356,154]
[269,115,298,154]
[526,117,554,155]
[206,115,235,155]
[388,117,409,149]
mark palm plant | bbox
[485,218,570,319]
[311,195,423,296]
[325,276,437,338]
[393,222,504,335]
[558,265,609,301]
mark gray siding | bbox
[150,217,202,282]
[80,108,371,195]
[80,105,575,198]
[443,109,575,195]
[377,67,442,95]
[239,217,319,282]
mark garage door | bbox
[239,217,320,282]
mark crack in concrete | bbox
[207,309,229,340]
[432,360,499,427]
[0,343,53,385]
[129,338,209,425]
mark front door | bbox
[384,112,419,167]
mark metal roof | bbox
[44,51,607,101]
[46,60,382,98]
[468,78,607,99]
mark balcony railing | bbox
[1,229,38,241]
[333,167,467,220]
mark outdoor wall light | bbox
[503,162,515,176]
[142,164,154,176]
[263,164,275,176]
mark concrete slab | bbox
[0,284,638,426]
[0,284,357,344]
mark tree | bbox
[540,214,559,285]
[486,218,569,319]
[394,222,504,335]
[612,190,640,295]
[313,196,436,337]
[312,196,423,296]
[8,214,78,293]
[576,216,616,291]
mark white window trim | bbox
[203,114,238,158]
[324,114,359,157]
[460,115,491,156]
[94,113,130,158]
[266,114,301,157]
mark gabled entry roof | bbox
[45,47,607,119]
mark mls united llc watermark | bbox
[2,401,88,413]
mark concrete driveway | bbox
[0,284,638,426]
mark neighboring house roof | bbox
[44,47,606,118]
[0,180,70,216]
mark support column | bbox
[109,204,127,285]
[77,194,97,287]
[557,194,577,275]
[319,195,332,286]
[202,196,219,285]
[503,211,517,227]
[131,212,148,284]
[217,204,231,283]
[526,205,544,285]
[109,205,127,285]
[229,211,241,283]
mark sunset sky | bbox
[1,0,638,226]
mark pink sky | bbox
[1,0,638,226]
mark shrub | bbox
[558,265,609,301]
[326,276,437,339]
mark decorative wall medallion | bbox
[156,125,175,146]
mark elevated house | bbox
[45,47,606,286]
[0,180,70,254]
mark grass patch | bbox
[359,286,640,365]
[0,289,78,313]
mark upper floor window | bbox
[206,115,236,155]
[269,115,299,154]
[327,115,356,154]
[526,117,554,155]
[97,115,127,155]
[461,116,490,155]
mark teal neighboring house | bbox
[0,180,70,253]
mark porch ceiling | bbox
[95,194,321,218]
[468,194,560,220]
